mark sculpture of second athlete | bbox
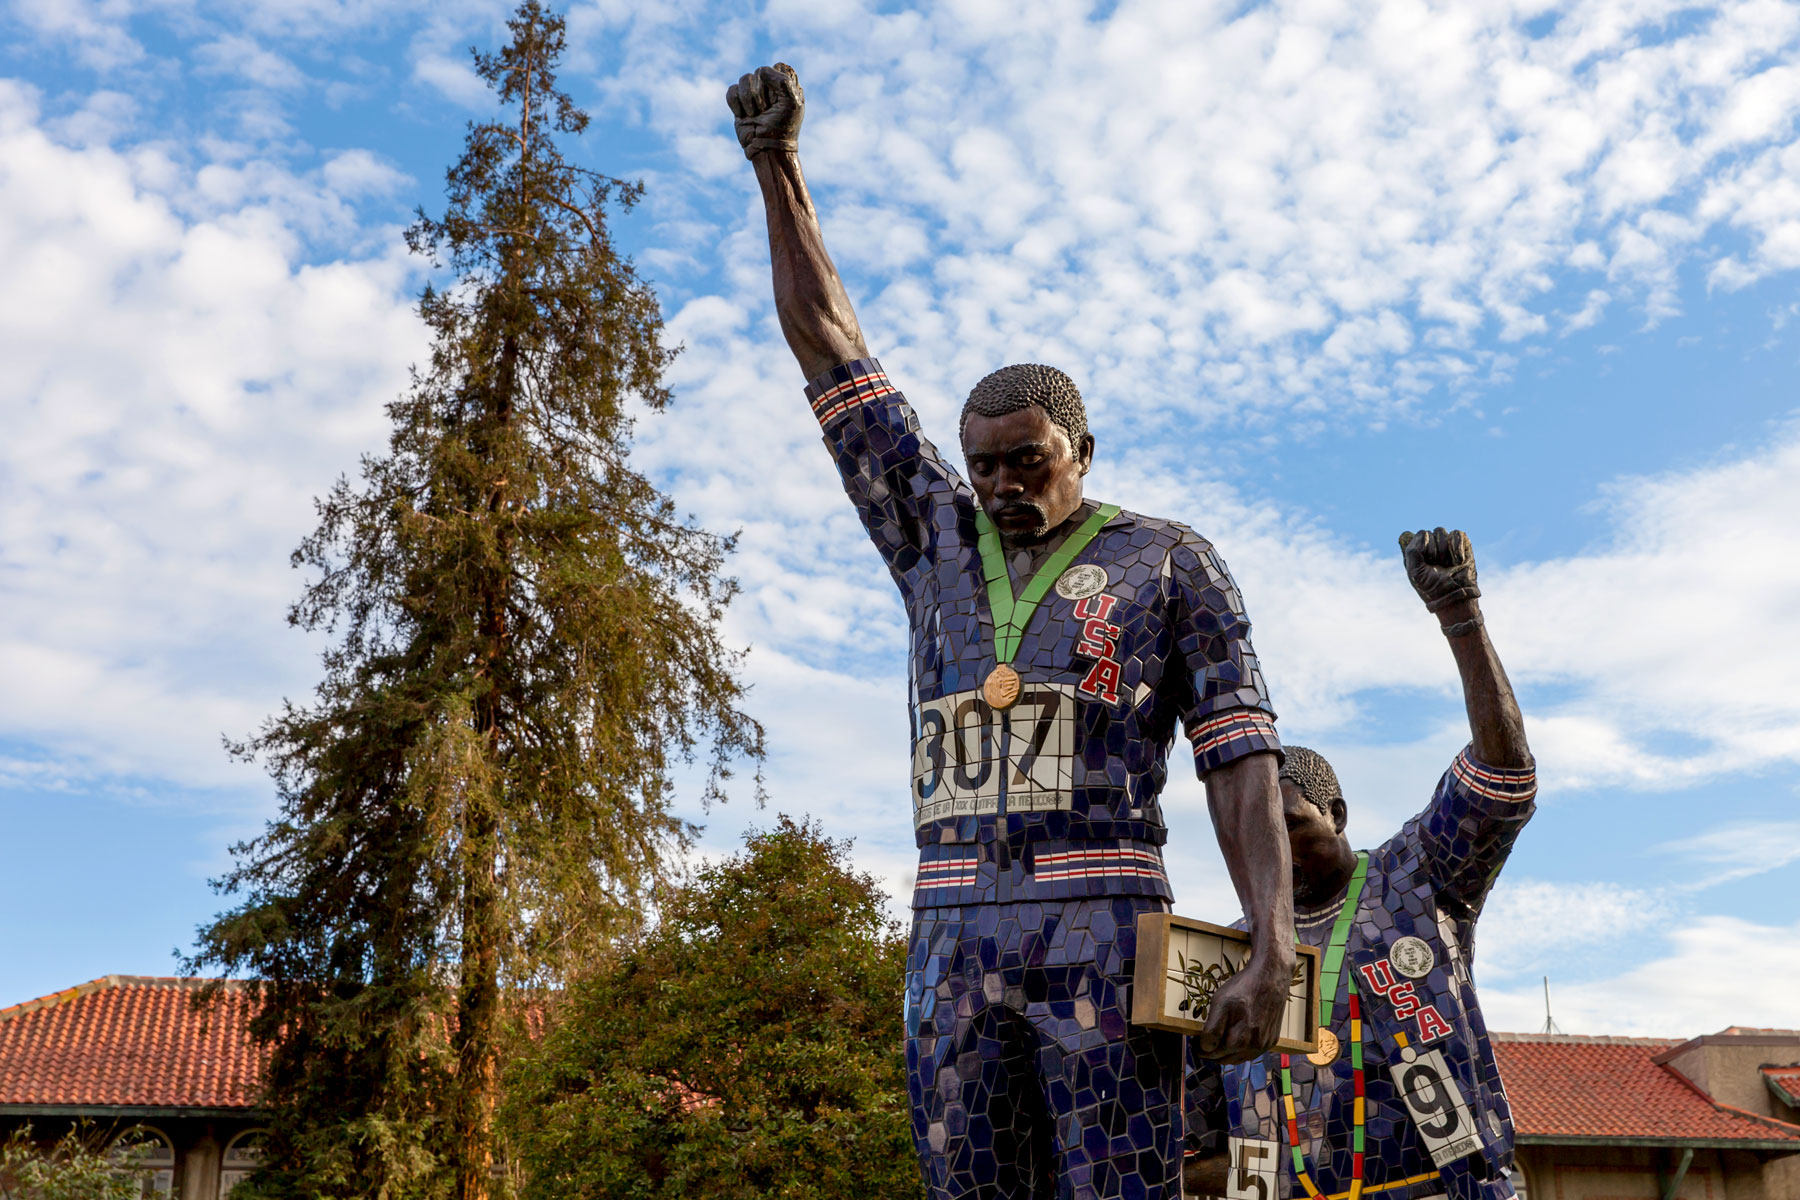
[1184,529,1536,1200]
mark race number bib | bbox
[1396,1047,1482,1167]
[1224,1137,1278,1200]
[913,684,1076,826]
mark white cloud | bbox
[9,0,152,71]
[1477,878,1674,977]
[1481,914,1800,1036]
[1496,426,1800,789]
[192,33,308,91]
[1661,818,1800,887]
[0,81,425,792]
[577,0,1800,426]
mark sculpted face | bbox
[1282,778,1350,904]
[961,406,1096,547]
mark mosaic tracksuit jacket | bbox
[1191,748,1538,1200]
[805,358,1283,907]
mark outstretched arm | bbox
[727,64,868,380]
[1197,752,1296,1063]
[1400,528,1531,769]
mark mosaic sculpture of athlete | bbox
[727,63,1297,1200]
[1184,528,1536,1200]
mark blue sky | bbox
[1,0,1798,1036]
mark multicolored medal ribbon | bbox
[974,502,1119,710]
[1283,851,1369,1200]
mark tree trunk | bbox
[456,313,517,1200]
[455,798,500,1200]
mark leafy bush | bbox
[0,1127,156,1200]
[505,817,920,1199]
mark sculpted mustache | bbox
[997,502,1046,522]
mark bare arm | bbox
[1196,751,1296,1063]
[1400,528,1531,770]
[727,65,868,380]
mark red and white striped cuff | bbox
[1450,747,1537,803]
[1186,709,1281,774]
[803,358,897,427]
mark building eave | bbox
[0,1104,262,1120]
[1516,1133,1800,1154]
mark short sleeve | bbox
[1415,746,1537,917]
[1167,530,1282,777]
[806,357,972,597]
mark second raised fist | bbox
[1399,527,1481,614]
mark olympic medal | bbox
[1307,1027,1341,1067]
[1054,563,1109,601]
[983,663,1022,710]
[1389,936,1435,979]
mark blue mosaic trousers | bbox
[905,896,1183,1200]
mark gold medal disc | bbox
[983,664,1022,710]
[1306,1028,1341,1067]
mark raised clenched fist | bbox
[1399,527,1481,614]
[726,63,804,159]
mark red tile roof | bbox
[1765,1066,1800,1108]
[0,976,263,1111]
[1493,1034,1800,1146]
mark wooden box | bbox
[1129,912,1321,1054]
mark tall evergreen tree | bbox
[187,7,762,1199]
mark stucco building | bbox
[1495,1029,1800,1199]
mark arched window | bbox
[219,1130,266,1197]
[108,1127,174,1198]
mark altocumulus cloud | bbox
[0,80,425,791]
[592,0,1800,421]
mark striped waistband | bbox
[1033,845,1166,883]
[912,840,1171,907]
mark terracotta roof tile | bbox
[1764,1066,1800,1107]
[0,976,262,1110]
[1493,1034,1800,1145]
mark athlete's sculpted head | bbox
[1279,746,1360,907]
[959,364,1095,547]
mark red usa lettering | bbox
[1074,594,1119,621]
[1358,960,1397,997]
[1078,659,1121,704]
[1389,980,1421,1021]
[1415,1005,1453,1043]
[1077,618,1121,659]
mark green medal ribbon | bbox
[1316,850,1368,1028]
[1281,850,1369,1198]
[975,503,1120,664]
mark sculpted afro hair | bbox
[959,363,1089,447]
[1279,746,1342,816]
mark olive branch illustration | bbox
[1171,950,1307,1022]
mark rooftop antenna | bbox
[1540,976,1563,1035]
